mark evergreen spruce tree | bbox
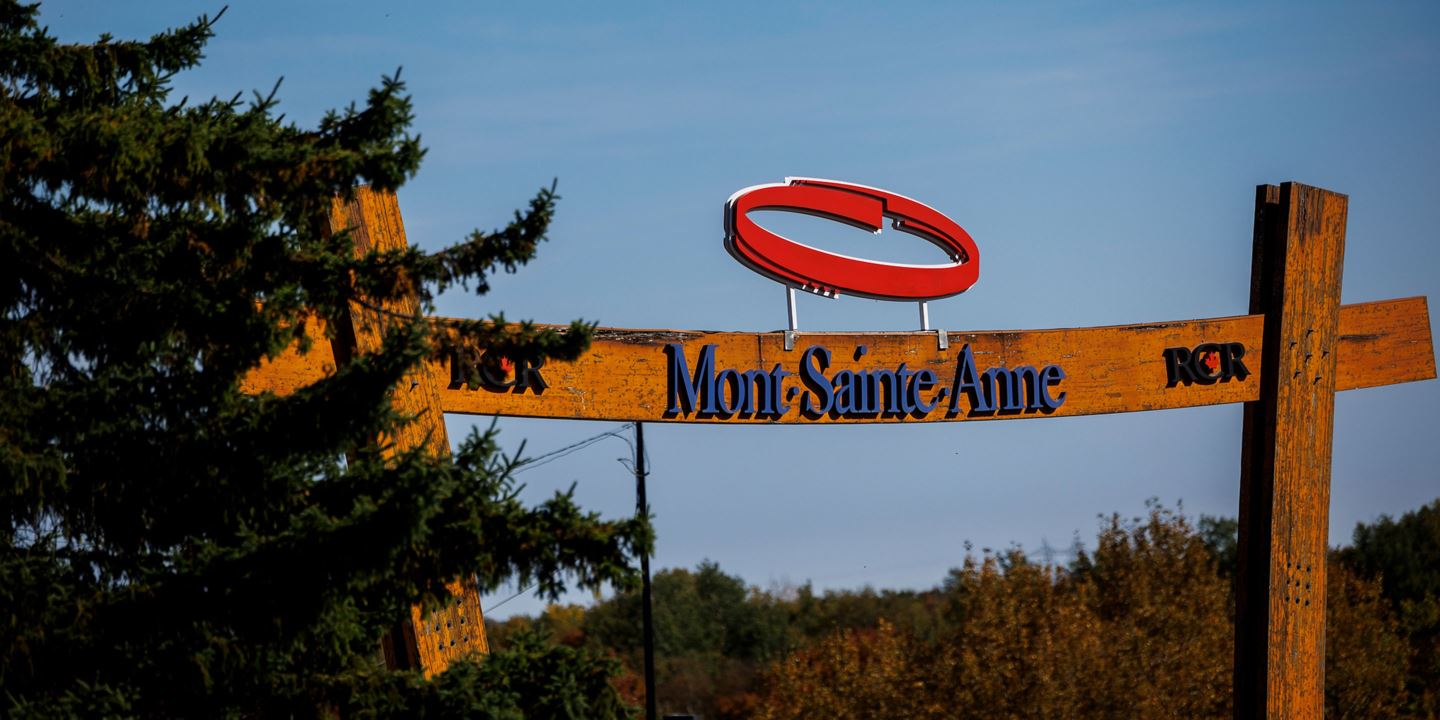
[0,3,647,716]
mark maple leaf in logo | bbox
[1201,351,1220,374]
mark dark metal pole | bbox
[634,422,658,720]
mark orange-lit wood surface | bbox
[1235,183,1345,717]
[244,296,1433,424]
[327,189,489,676]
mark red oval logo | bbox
[725,178,979,301]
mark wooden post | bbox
[1235,182,1347,718]
[329,187,490,676]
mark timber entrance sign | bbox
[245,180,1434,718]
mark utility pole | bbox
[634,422,658,720]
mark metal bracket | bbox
[921,301,948,350]
[782,287,946,351]
[784,286,799,351]
[787,286,798,333]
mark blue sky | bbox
[43,1,1440,617]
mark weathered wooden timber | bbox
[244,296,1433,424]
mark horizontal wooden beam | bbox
[242,296,1434,424]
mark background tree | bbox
[756,619,932,720]
[481,499,1432,718]
[0,3,646,717]
[580,561,789,719]
[1198,514,1240,580]
[926,507,1233,719]
[786,582,943,644]
[1325,563,1410,719]
[753,503,1417,720]
[1337,498,1440,717]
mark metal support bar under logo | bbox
[920,301,949,349]
[784,286,798,351]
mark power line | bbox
[485,582,538,613]
[511,423,633,475]
[487,423,648,625]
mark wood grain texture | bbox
[1334,295,1435,391]
[243,297,1434,423]
[1235,183,1346,719]
[409,580,488,674]
[237,313,333,397]
[328,188,489,676]
[429,298,1430,424]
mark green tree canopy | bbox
[577,561,789,718]
[1337,498,1440,717]
[1341,498,1440,606]
[0,3,645,716]
[585,561,789,663]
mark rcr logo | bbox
[1163,342,1250,387]
[448,349,548,394]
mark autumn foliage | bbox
[758,506,1414,720]
[760,507,1236,719]
[492,499,1437,719]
